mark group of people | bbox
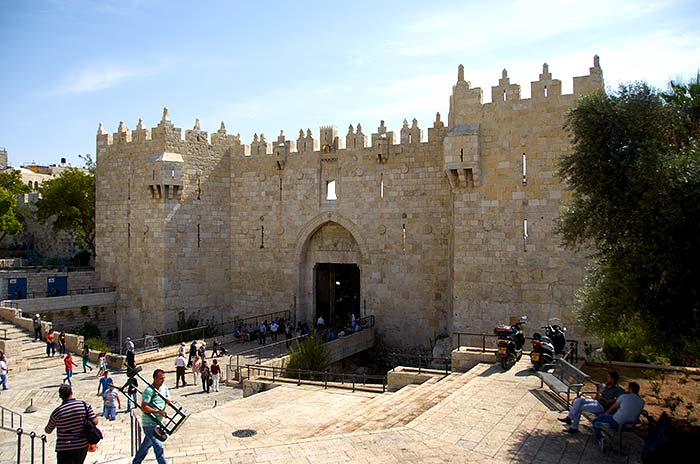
[558,370,646,450]
[46,368,171,464]
[233,318,312,347]
[173,340,222,392]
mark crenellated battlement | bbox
[98,56,603,166]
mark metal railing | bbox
[388,352,451,375]
[131,309,292,354]
[13,428,47,464]
[246,364,387,393]
[4,286,115,301]
[229,334,309,380]
[452,331,579,362]
[1,405,22,431]
[130,409,142,456]
[0,328,7,339]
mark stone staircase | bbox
[0,319,64,373]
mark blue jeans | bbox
[132,425,167,464]
[103,405,117,420]
[0,373,7,390]
[592,414,620,440]
[64,370,73,385]
[567,397,604,429]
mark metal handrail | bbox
[130,409,142,456]
[388,352,451,375]
[14,428,46,464]
[453,331,579,361]
[131,310,292,354]
[4,286,115,301]
[229,334,309,380]
[0,328,7,340]
[246,364,387,393]
[0,405,22,431]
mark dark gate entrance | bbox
[315,263,360,328]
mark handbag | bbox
[83,402,103,445]
[208,377,213,387]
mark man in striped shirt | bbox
[45,384,99,464]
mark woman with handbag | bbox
[45,384,100,464]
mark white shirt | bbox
[317,316,325,325]
[174,355,186,368]
[271,323,278,332]
[0,359,7,374]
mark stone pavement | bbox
[2,353,644,463]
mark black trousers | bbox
[57,447,88,464]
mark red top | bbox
[211,364,221,375]
[47,332,55,343]
[63,355,73,370]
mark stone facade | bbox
[96,57,604,349]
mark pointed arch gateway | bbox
[294,213,369,327]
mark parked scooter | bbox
[494,316,527,370]
[530,324,567,370]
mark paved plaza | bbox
[0,324,643,463]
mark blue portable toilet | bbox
[7,277,27,300]
[47,276,68,297]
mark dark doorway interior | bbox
[315,263,360,327]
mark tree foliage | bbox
[286,333,329,373]
[36,168,95,256]
[559,81,700,365]
[0,169,29,243]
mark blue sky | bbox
[1,0,699,167]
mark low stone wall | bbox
[387,366,445,391]
[0,305,83,354]
[452,347,497,372]
[0,303,125,370]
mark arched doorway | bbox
[297,219,365,327]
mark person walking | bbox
[33,313,42,341]
[210,359,221,392]
[212,339,220,357]
[174,352,187,388]
[45,384,98,464]
[97,371,112,396]
[96,352,107,377]
[81,346,93,374]
[187,340,196,368]
[0,351,9,390]
[191,355,201,385]
[126,376,139,413]
[63,352,78,386]
[259,321,267,345]
[200,359,211,393]
[59,330,67,357]
[124,337,135,353]
[46,329,57,357]
[101,383,121,421]
[132,369,172,464]
[197,342,206,361]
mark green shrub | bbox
[85,337,110,353]
[74,321,101,340]
[286,333,329,376]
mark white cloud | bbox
[54,58,180,95]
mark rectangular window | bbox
[326,180,337,200]
[522,153,527,184]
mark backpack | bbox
[82,402,103,445]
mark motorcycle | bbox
[494,316,527,370]
[530,324,567,370]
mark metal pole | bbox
[482,334,486,353]
[16,428,22,464]
[41,435,46,464]
[30,431,35,464]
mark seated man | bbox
[592,382,645,450]
[559,370,624,433]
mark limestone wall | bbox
[96,57,603,349]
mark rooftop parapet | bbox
[449,56,605,127]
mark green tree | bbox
[0,169,30,242]
[0,169,32,195]
[36,168,95,256]
[558,82,700,365]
